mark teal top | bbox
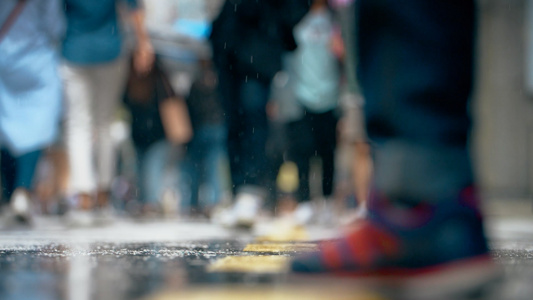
[288,8,339,113]
[62,0,139,64]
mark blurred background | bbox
[474,0,533,201]
[1,0,533,299]
[108,0,533,205]
[13,0,533,218]
[136,0,533,202]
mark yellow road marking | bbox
[148,286,386,300]
[243,243,318,253]
[256,224,309,242]
[207,255,289,273]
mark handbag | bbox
[158,94,193,145]
[124,58,193,145]
[0,0,28,43]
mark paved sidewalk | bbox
[0,199,532,300]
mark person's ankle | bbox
[78,193,93,211]
[96,190,110,208]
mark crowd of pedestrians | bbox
[0,0,365,227]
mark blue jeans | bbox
[180,125,227,211]
[357,0,476,203]
[355,1,489,263]
[218,74,271,192]
[135,140,180,205]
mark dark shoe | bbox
[291,189,501,298]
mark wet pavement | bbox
[0,212,533,300]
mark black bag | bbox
[123,59,166,150]
[123,58,192,148]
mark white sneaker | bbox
[212,188,264,229]
[94,205,116,226]
[293,202,315,225]
[311,199,339,227]
[10,188,32,223]
[210,205,236,227]
[232,191,263,228]
[161,188,180,219]
[340,203,368,226]
[65,209,95,228]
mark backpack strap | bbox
[0,0,28,43]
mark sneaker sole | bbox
[290,255,502,299]
[387,255,502,299]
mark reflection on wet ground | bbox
[0,217,533,300]
[0,239,294,300]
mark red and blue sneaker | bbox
[291,189,502,299]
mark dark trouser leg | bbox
[201,125,228,208]
[182,144,200,212]
[358,0,489,264]
[218,70,242,194]
[237,78,271,188]
[357,0,476,205]
[289,110,338,202]
[1,149,16,204]
[219,74,271,192]
[310,110,338,198]
[287,118,313,203]
[1,148,42,203]
[16,149,42,191]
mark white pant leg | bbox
[91,58,128,190]
[61,64,96,194]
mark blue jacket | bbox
[0,0,65,155]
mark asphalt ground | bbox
[0,204,532,300]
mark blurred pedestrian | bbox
[123,57,182,217]
[330,0,372,222]
[278,0,342,224]
[209,0,309,227]
[291,0,499,296]
[61,0,154,225]
[181,58,228,217]
[0,0,64,223]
